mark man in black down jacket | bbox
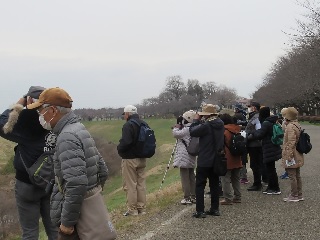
[0,86,58,240]
[247,107,282,195]
[117,105,148,216]
[189,104,224,218]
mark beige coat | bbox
[281,120,304,168]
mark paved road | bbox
[118,124,320,240]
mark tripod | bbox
[159,140,178,191]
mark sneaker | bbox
[298,196,304,201]
[283,195,299,202]
[240,178,249,184]
[192,211,206,218]
[138,209,147,215]
[220,199,233,205]
[181,198,192,205]
[280,172,289,179]
[190,197,196,204]
[123,210,138,216]
[267,189,281,195]
[205,209,220,216]
[262,188,269,194]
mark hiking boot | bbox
[205,209,220,216]
[283,195,299,202]
[233,198,241,203]
[240,178,249,184]
[247,185,262,191]
[192,211,206,218]
[220,199,233,205]
[267,189,281,195]
[181,198,192,205]
[123,210,138,216]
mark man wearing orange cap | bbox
[27,87,111,239]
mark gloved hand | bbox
[59,224,74,235]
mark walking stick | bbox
[159,139,178,191]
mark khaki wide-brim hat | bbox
[198,104,218,116]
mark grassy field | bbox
[0,118,184,238]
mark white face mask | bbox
[39,110,53,130]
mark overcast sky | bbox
[0,0,306,110]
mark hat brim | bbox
[198,111,217,116]
[27,101,43,110]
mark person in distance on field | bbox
[172,110,197,205]
[0,86,58,240]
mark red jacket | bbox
[224,124,243,170]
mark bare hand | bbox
[193,114,201,120]
[59,224,74,235]
[17,98,27,107]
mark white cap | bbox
[123,105,137,114]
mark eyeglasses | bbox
[36,106,51,115]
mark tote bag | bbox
[77,187,117,240]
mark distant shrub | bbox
[94,137,122,176]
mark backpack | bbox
[182,137,200,156]
[225,129,246,156]
[293,124,312,154]
[19,149,55,193]
[129,119,156,158]
[271,123,284,145]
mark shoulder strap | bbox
[181,139,188,148]
[129,118,140,126]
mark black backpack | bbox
[225,129,246,156]
[293,124,312,154]
[129,119,156,158]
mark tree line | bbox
[75,76,241,120]
[252,0,320,115]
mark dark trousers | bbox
[195,167,220,212]
[248,147,263,186]
[265,161,279,191]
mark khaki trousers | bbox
[180,168,196,199]
[221,168,241,201]
[122,158,147,213]
[286,168,302,197]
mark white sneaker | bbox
[180,198,192,205]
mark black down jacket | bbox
[250,115,282,163]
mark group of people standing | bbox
[172,102,305,218]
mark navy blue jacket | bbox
[0,106,55,184]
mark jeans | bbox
[195,167,220,212]
[15,180,58,240]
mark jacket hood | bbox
[265,115,278,124]
[3,104,46,135]
[225,124,241,134]
[285,107,298,120]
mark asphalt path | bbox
[118,124,320,240]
